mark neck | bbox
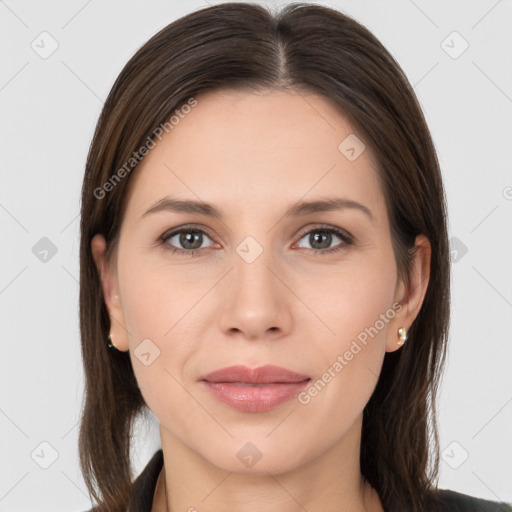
[152,414,383,512]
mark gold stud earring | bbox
[397,327,408,346]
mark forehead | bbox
[123,88,385,222]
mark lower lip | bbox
[201,380,310,413]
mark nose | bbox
[218,240,293,342]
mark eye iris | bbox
[311,231,331,250]
[180,231,202,250]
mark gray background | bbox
[1,0,511,510]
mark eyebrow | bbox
[141,196,374,222]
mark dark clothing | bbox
[88,448,512,511]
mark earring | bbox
[397,327,408,346]
[107,296,120,352]
[107,332,120,352]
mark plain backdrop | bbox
[1,0,511,510]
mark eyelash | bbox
[158,223,353,257]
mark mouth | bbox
[198,365,311,412]
[198,364,310,384]
[222,382,288,386]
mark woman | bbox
[78,2,511,511]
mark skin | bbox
[92,88,431,512]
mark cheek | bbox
[295,249,397,352]
[122,291,201,443]
[293,251,396,414]
[118,263,196,410]
[119,251,203,343]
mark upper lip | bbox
[199,365,310,384]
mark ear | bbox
[386,234,431,353]
[91,234,129,351]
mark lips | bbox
[199,364,310,384]
[198,365,311,413]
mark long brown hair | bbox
[78,3,450,511]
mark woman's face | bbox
[92,88,429,474]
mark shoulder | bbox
[128,449,164,511]
[81,449,164,512]
[430,488,512,512]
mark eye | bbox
[159,225,215,257]
[158,223,353,257]
[295,225,353,255]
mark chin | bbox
[200,438,307,476]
